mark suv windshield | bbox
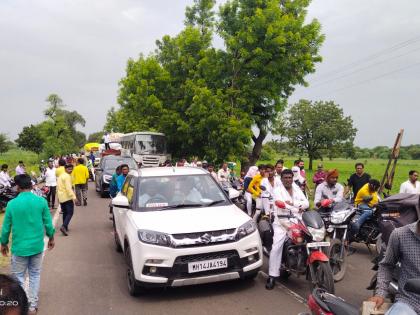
[135,134,167,155]
[137,174,229,211]
[104,158,137,171]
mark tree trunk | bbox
[242,127,267,172]
[309,154,314,171]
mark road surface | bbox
[38,183,375,314]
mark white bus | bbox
[119,132,170,167]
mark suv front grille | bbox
[171,229,236,248]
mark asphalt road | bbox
[38,183,375,315]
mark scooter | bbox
[302,278,420,315]
[0,184,18,211]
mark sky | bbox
[1,0,419,148]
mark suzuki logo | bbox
[200,233,212,244]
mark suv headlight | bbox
[103,175,112,183]
[307,226,326,242]
[236,220,257,240]
[138,230,172,247]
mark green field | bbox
[259,158,419,195]
[0,148,40,176]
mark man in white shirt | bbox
[266,169,309,290]
[103,132,111,150]
[207,164,218,181]
[0,164,12,188]
[314,169,344,208]
[44,159,57,209]
[217,162,230,183]
[15,161,26,175]
[400,170,420,194]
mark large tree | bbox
[0,133,10,155]
[106,0,324,165]
[15,124,44,154]
[284,100,357,170]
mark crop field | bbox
[0,148,39,175]
[260,157,419,195]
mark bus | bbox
[119,132,170,167]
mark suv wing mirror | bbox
[112,195,130,209]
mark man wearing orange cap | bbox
[314,169,344,209]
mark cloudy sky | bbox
[1,0,419,148]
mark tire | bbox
[100,184,108,198]
[310,262,335,294]
[113,218,123,253]
[125,247,144,296]
[243,271,259,281]
[328,238,347,282]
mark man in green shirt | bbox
[1,174,55,315]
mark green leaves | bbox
[107,0,324,165]
[284,100,357,169]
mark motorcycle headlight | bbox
[138,230,172,247]
[331,212,347,224]
[236,220,257,240]
[307,226,326,242]
[103,175,112,183]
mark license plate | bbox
[188,258,228,273]
[307,241,330,248]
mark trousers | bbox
[268,224,287,277]
[11,252,43,311]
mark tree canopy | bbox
[106,0,324,165]
[0,133,11,155]
[284,99,357,170]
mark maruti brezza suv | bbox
[112,167,263,296]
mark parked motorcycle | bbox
[277,211,335,294]
[0,184,18,211]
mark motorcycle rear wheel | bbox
[310,261,335,294]
[328,238,347,282]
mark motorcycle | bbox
[319,201,357,282]
[301,278,420,315]
[0,184,18,211]
[221,180,246,211]
[277,211,335,294]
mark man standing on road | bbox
[55,159,66,178]
[0,164,12,188]
[369,220,420,315]
[1,174,55,315]
[57,164,76,236]
[345,162,371,199]
[400,170,420,194]
[15,161,26,175]
[44,159,57,209]
[72,158,90,206]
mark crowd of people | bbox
[1,155,420,315]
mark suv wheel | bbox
[125,246,144,296]
[113,218,123,253]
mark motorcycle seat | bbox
[313,288,359,315]
[323,294,359,315]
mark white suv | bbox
[112,167,262,295]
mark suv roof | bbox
[133,166,209,177]
[101,155,133,161]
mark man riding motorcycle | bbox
[350,179,380,238]
[266,169,309,290]
[314,169,344,210]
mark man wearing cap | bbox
[312,164,326,188]
[314,169,344,209]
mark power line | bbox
[307,46,420,89]
[312,60,420,98]
[311,34,420,82]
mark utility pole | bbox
[379,129,404,196]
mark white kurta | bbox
[268,184,309,277]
